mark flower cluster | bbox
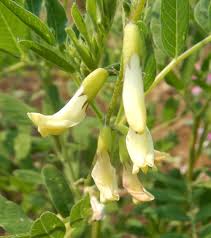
[27,22,168,220]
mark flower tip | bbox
[27,112,42,125]
[132,165,140,174]
[132,190,154,204]
[143,188,155,201]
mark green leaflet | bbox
[143,53,156,91]
[45,0,67,43]
[0,195,32,234]
[30,212,66,238]
[165,71,184,91]
[0,0,55,44]
[0,2,28,57]
[194,0,211,33]
[14,169,42,186]
[66,27,96,70]
[25,0,42,16]
[150,0,167,65]
[42,165,73,217]
[70,195,91,228]
[0,93,33,126]
[71,3,90,44]
[86,0,97,27]
[19,40,75,72]
[161,0,189,58]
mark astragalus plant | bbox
[0,0,211,237]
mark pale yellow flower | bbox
[91,151,119,203]
[27,68,108,137]
[122,54,146,133]
[122,164,154,203]
[126,127,154,174]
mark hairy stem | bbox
[188,115,201,181]
[195,121,209,160]
[146,34,211,95]
[106,59,124,124]
[91,221,101,238]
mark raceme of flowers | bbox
[27,22,169,219]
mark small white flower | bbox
[90,196,105,221]
[27,68,108,137]
[91,151,119,203]
[122,54,146,133]
[122,164,154,203]
[126,127,154,174]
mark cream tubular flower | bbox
[27,68,108,137]
[90,196,105,221]
[126,127,155,174]
[122,54,146,133]
[91,151,119,203]
[122,164,154,203]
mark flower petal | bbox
[123,54,146,133]
[91,151,119,203]
[123,164,154,203]
[27,86,87,137]
[126,128,154,174]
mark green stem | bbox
[195,121,209,161]
[106,59,124,124]
[146,34,211,95]
[91,221,101,238]
[188,115,201,181]
[1,62,25,75]
[130,0,146,22]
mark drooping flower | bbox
[90,195,105,221]
[126,127,154,174]
[122,54,146,133]
[27,68,108,137]
[91,151,119,203]
[122,164,154,203]
[91,127,119,203]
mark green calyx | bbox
[122,23,142,67]
[119,136,130,164]
[82,68,108,101]
[97,127,112,153]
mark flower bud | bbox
[82,68,108,101]
[123,23,141,67]
[27,68,108,137]
[122,54,146,133]
[126,127,154,174]
[122,164,154,203]
[90,195,105,221]
[91,150,119,203]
